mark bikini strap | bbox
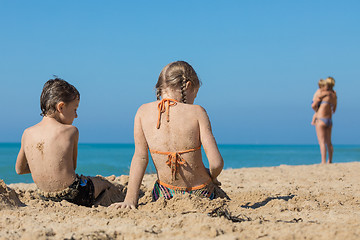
[156,98,178,129]
[150,146,201,181]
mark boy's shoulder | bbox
[58,124,79,136]
[24,120,78,137]
[314,89,322,94]
[22,122,42,136]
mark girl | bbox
[111,61,224,209]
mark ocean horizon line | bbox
[1,142,360,147]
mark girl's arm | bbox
[15,131,31,174]
[197,106,224,182]
[110,108,149,209]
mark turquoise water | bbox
[1,143,359,184]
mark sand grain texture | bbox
[1,162,360,239]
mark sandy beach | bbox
[1,162,360,240]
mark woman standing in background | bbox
[312,77,337,164]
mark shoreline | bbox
[2,144,360,185]
[3,160,360,185]
[1,162,360,239]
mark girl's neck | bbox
[161,90,181,102]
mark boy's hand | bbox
[109,201,136,210]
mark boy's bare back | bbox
[16,78,116,207]
[16,116,78,192]
[16,78,81,193]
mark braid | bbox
[180,75,187,103]
[156,88,161,100]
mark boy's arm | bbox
[312,90,330,111]
[333,93,337,113]
[110,108,148,209]
[312,89,321,101]
[311,89,321,111]
[72,128,79,170]
[15,131,31,175]
[311,98,320,111]
[197,106,224,182]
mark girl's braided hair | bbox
[155,61,201,103]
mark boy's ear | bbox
[56,102,65,113]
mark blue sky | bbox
[1,1,359,144]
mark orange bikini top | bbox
[156,98,178,129]
[150,98,201,181]
[150,146,201,181]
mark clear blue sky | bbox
[1,1,359,144]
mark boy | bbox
[16,78,110,207]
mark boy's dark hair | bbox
[40,77,80,116]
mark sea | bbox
[1,143,359,184]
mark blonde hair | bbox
[325,76,335,90]
[318,79,325,88]
[155,61,201,103]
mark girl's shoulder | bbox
[136,101,157,115]
[186,104,209,118]
[138,100,161,108]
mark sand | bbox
[1,162,360,240]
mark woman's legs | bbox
[325,126,333,163]
[315,121,327,164]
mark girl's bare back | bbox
[138,100,211,187]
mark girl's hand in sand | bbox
[212,177,222,186]
[206,168,221,186]
[109,201,136,210]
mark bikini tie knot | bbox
[149,146,201,181]
[166,152,186,181]
[156,98,178,129]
